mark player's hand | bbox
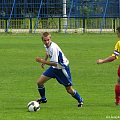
[96,59,104,64]
[36,57,44,63]
[41,63,45,69]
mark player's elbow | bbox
[36,57,40,62]
[110,56,116,61]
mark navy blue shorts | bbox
[43,66,73,87]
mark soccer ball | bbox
[27,101,40,112]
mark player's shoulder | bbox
[116,40,120,44]
[117,40,120,43]
[51,42,57,45]
[51,42,59,48]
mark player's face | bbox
[42,35,51,47]
[116,31,120,38]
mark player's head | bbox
[41,32,52,47]
[116,27,120,38]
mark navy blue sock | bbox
[72,90,82,103]
[38,85,46,99]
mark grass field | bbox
[0,33,120,120]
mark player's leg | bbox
[37,67,55,103]
[115,65,120,105]
[37,75,51,103]
[54,66,83,107]
[65,86,83,107]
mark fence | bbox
[0,0,120,33]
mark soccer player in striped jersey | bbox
[96,26,120,105]
[36,32,83,107]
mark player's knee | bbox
[66,89,70,94]
[37,79,44,88]
[37,78,43,86]
[118,66,120,77]
[66,87,74,95]
[117,78,120,84]
[37,75,48,86]
[37,81,43,87]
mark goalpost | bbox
[34,0,43,33]
[63,0,67,32]
[100,0,109,33]
[6,0,16,32]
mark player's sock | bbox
[72,90,83,103]
[38,85,46,99]
[115,84,120,105]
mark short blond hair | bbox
[41,32,51,40]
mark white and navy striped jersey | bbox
[44,42,69,68]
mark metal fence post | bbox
[29,16,32,33]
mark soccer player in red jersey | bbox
[97,26,120,105]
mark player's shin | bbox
[116,68,120,105]
[72,90,83,103]
[38,84,46,99]
[115,84,120,105]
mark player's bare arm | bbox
[96,56,116,64]
[41,53,49,69]
[36,56,57,67]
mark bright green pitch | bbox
[0,33,120,120]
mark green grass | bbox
[0,33,120,120]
